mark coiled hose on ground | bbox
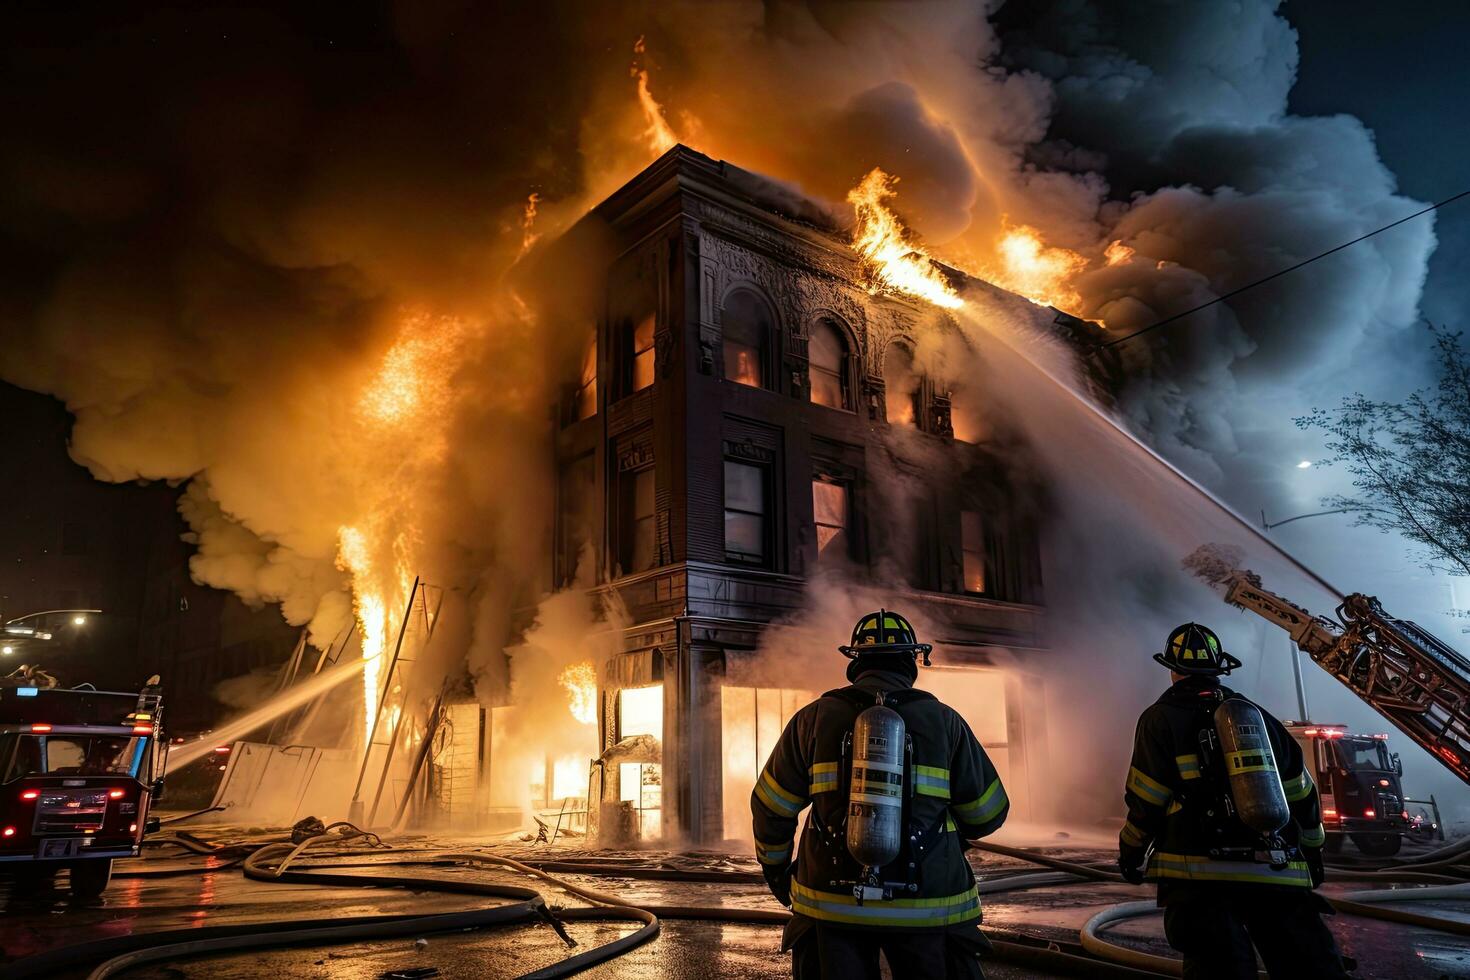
[8,827,1469,979]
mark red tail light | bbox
[108,789,125,800]
[19,790,38,801]
[2,827,14,837]
[30,724,51,733]
[1323,808,1337,818]
[132,725,152,735]
[1364,808,1376,818]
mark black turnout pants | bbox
[1161,885,1350,979]
[788,917,987,980]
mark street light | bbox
[1258,507,1363,720]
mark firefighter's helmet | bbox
[839,609,932,665]
[1154,622,1242,676]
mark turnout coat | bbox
[751,670,1009,930]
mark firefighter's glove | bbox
[763,862,794,907]
[1117,859,1145,885]
[1303,846,1325,888]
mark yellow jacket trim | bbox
[808,762,840,795]
[791,880,981,927]
[953,777,1007,825]
[1120,819,1149,848]
[755,770,805,818]
[1299,823,1326,848]
[1175,754,1201,780]
[1282,769,1314,802]
[1146,852,1312,887]
[754,837,792,866]
[1127,766,1172,807]
[914,765,951,799]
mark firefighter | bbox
[751,610,1008,980]
[1118,623,1350,979]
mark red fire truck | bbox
[0,667,166,896]
[1286,722,1406,856]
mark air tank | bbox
[1214,698,1290,835]
[846,704,906,868]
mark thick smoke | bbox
[0,3,1442,818]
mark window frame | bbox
[625,313,656,396]
[960,509,988,596]
[723,457,772,567]
[572,330,598,421]
[720,288,776,392]
[811,475,852,562]
[882,339,926,428]
[807,317,854,412]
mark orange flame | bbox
[846,169,964,310]
[984,221,1088,311]
[1105,240,1136,266]
[558,661,598,726]
[631,36,678,155]
[518,192,541,260]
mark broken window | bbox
[812,479,849,560]
[724,459,769,564]
[629,314,656,393]
[809,319,851,410]
[961,510,987,594]
[884,341,921,426]
[722,290,771,389]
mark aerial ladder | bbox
[1186,545,1470,784]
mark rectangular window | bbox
[574,332,597,420]
[557,455,595,586]
[725,339,763,388]
[724,460,768,564]
[630,314,655,393]
[620,467,657,575]
[812,479,848,560]
[961,510,987,594]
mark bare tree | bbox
[1298,324,1470,576]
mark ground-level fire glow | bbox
[559,661,598,726]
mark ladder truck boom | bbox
[1186,545,1470,784]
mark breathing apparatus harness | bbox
[1160,624,1297,870]
[818,610,955,905]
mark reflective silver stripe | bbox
[1127,767,1171,807]
[1146,852,1312,887]
[954,778,1007,825]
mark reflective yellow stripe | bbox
[1120,819,1149,848]
[791,881,981,927]
[1175,754,1201,780]
[914,765,951,799]
[808,761,840,795]
[1166,799,1183,816]
[953,777,1007,825]
[1282,769,1314,802]
[754,837,793,866]
[1146,852,1312,887]
[755,770,805,818]
[1127,767,1171,807]
[1299,823,1326,848]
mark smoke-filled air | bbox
[0,1,1438,829]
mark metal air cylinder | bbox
[1214,698,1290,835]
[846,705,906,868]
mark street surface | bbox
[1,822,1466,978]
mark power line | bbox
[1093,188,1470,353]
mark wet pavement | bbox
[0,825,1465,978]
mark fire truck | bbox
[1285,723,1406,856]
[0,667,165,896]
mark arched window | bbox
[722,290,771,389]
[808,319,851,411]
[883,341,921,426]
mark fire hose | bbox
[9,829,1470,979]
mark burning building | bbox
[503,146,1054,845]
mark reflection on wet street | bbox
[1,830,1464,979]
